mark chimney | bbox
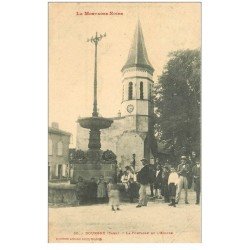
[51,122,59,129]
[117,110,121,117]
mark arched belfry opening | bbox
[140,81,144,99]
[128,82,133,100]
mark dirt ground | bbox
[49,189,201,243]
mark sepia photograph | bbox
[48,2,201,243]
[3,0,250,250]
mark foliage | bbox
[102,150,117,163]
[69,149,86,163]
[154,49,201,160]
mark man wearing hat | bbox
[175,156,191,204]
[192,160,201,204]
[136,158,151,208]
[188,151,198,189]
[76,176,87,205]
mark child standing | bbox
[97,175,107,203]
[168,167,179,207]
[107,179,120,212]
[154,165,162,198]
[121,171,129,191]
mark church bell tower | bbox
[121,20,154,133]
[116,20,156,168]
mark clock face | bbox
[127,104,134,113]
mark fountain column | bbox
[92,32,98,117]
[77,31,113,162]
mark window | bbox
[140,81,144,99]
[49,139,53,156]
[57,141,63,156]
[128,82,133,100]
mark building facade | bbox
[48,122,71,180]
[76,21,157,170]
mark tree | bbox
[154,49,201,161]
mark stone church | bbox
[76,20,157,170]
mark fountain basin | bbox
[78,117,113,130]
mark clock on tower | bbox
[127,104,134,113]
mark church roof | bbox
[121,20,154,73]
[48,127,71,136]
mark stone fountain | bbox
[72,32,117,183]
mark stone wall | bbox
[48,182,138,205]
[48,183,78,205]
[71,163,117,183]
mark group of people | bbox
[75,152,201,211]
[136,153,201,208]
[117,166,139,203]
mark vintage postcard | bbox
[48,2,201,243]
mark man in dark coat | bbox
[149,163,156,197]
[117,169,123,183]
[136,158,151,207]
[127,177,139,203]
[76,176,87,205]
[188,151,199,189]
[161,162,171,202]
[192,161,201,204]
[88,177,98,203]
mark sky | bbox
[49,2,201,146]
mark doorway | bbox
[58,164,62,179]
